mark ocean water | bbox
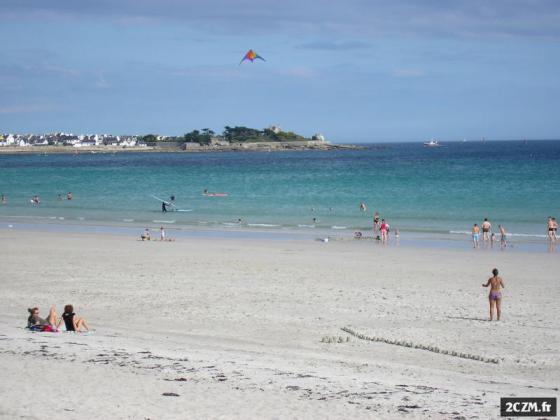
[0,141,559,245]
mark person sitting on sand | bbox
[141,228,151,241]
[482,268,505,321]
[58,304,89,332]
[27,306,59,331]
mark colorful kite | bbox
[239,49,265,65]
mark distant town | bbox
[0,125,360,153]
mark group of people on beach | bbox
[353,206,400,243]
[141,226,174,241]
[472,217,558,248]
[372,211,399,242]
[471,218,507,248]
[27,304,89,333]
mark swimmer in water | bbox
[1,194,6,204]
[161,201,167,213]
[66,192,73,200]
[360,202,366,212]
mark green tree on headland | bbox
[141,126,308,145]
[183,129,212,145]
[139,134,158,143]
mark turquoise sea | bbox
[1,141,559,249]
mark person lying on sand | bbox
[27,306,59,331]
[58,304,89,332]
[482,268,505,321]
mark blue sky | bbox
[1,0,559,142]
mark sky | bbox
[1,0,559,142]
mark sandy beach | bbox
[0,228,558,419]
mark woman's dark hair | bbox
[64,304,74,314]
[28,307,38,315]
[492,268,499,276]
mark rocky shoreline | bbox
[0,143,363,154]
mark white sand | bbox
[0,229,558,419]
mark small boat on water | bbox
[423,139,442,147]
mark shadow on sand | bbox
[446,315,488,322]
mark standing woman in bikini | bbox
[482,268,505,321]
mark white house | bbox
[268,125,282,134]
[120,138,137,147]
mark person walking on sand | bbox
[472,223,480,248]
[482,218,492,241]
[58,304,89,332]
[482,268,505,321]
[499,224,507,248]
[160,226,165,241]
